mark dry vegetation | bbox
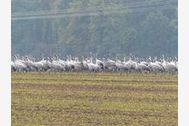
[12,72,178,126]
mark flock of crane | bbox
[11,55,178,73]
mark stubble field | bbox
[12,72,178,126]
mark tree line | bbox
[12,0,178,58]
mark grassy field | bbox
[12,72,178,126]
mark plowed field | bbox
[12,73,178,126]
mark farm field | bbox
[12,72,178,126]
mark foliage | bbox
[12,0,178,58]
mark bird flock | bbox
[11,55,178,73]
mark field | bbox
[12,72,178,126]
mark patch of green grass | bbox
[12,72,178,126]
